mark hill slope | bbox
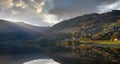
[50,10,120,40]
[0,19,49,42]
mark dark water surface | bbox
[0,47,60,64]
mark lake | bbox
[0,54,60,64]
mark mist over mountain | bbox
[15,22,50,33]
[0,19,49,42]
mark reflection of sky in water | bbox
[23,59,60,64]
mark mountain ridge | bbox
[49,10,120,40]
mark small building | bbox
[114,38,118,41]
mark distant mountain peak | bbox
[0,19,50,42]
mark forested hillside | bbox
[50,10,120,40]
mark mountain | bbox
[50,10,120,40]
[0,19,49,42]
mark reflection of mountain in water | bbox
[0,54,60,64]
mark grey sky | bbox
[0,0,120,26]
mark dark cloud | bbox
[44,0,119,19]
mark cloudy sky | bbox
[0,0,120,26]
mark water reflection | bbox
[23,59,60,64]
[0,54,60,64]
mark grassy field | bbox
[100,41,120,44]
[79,38,120,44]
[79,39,120,44]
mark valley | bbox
[0,10,120,64]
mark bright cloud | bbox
[0,0,14,10]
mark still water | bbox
[23,59,60,64]
[0,54,60,64]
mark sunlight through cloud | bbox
[43,13,61,25]
[99,3,118,13]
[0,0,120,26]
